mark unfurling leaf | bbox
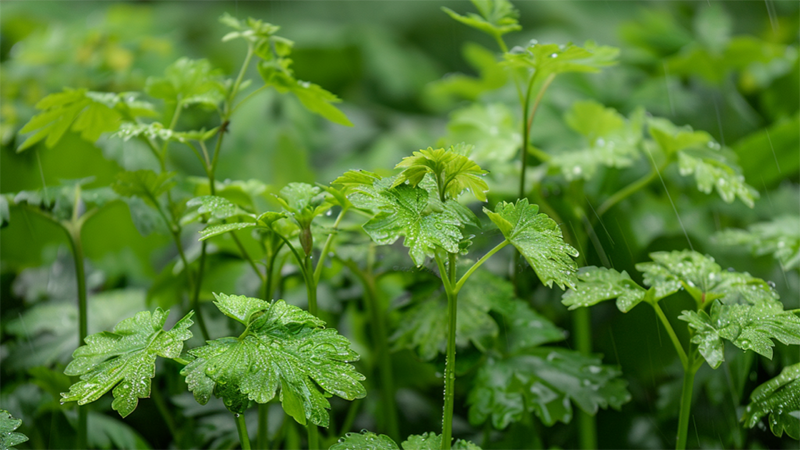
[393,146,489,202]
[0,410,29,449]
[484,199,578,289]
[742,363,800,439]
[562,266,647,313]
[61,309,194,417]
[182,295,365,426]
[468,349,630,429]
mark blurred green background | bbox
[1,1,799,449]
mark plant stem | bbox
[191,241,211,341]
[596,159,668,217]
[235,413,252,450]
[65,223,88,449]
[307,423,319,450]
[258,403,270,450]
[454,240,509,293]
[313,208,347,285]
[573,307,597,450]
[440,253,458,450]
[649,301,688,369]
[676,349,697,450]
[305,255,318,316]
[519,72,556,199]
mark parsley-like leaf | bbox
[393,146,489,202]
[330,431,400,450]
[468,349,630,429]
[562,266,647,313]
[446,103,520,165]
[401,432,482,450]
[61,309,194,417]
[116,122,218,144]
[145,58,225,108]
[484,199,578,289]
[678,295,800,369]
[504,41,619,79]
[182,296,365,426]
[442,0,521,42]
[17,89,155,152]
[742,363,800,439]
[0,410,28,449]
[715,216,800,270]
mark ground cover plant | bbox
[1,0,798,449]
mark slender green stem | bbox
[525,73,556,141]
[65,222,88,449]
[191,242,211,341]
[434,253,453,293]
[264,250,278,300]
[649,301,689,369]
[307,423,319,450]
[257,403,270,450]
[235,413,252,450]
[305,255,318,316]
[596,159,668,217]
[454,240,509,293]
[228,45,255,113]
[573,307,597,450]
[313,208,347,285]
[518,73,537,199]
[232,85,268,115]
[232,232,265,282]
[676,349,697,450]
[440,253,458,450]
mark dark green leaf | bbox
[61,309,194,417]
[743,363,800,439]
[442,0,521,41]
[562,266,647,313]
[468,349,630,429]
[484,199,578,289]
[330,431,400,450]
[0,410,28,449]
[182,298,365,426]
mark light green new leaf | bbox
[145,58,225,107]
[484,199,578,289]
[679,295,800,369]
[442,0,521,41]
[362,185,463,266]
[550,103,644,181]
[17,89,155,152]
[678,147,758,207]
[647,117,714,156]
[182,298,365,426]
[112,170,176,205]
[742,363,800,439]
[504,41,619,79]
[401,432,482,450]
[61,309,194,417]
[562,266,647,313]
[199,222,257,241]
[715,216,800,270]
[330,431,400,450]
[426,42,507,104]
[0,410,28,449]
[183,195,251,226]
[635,250,774,305]
[468,349,630,429]
[393,146,489,201]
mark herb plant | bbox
[1,1,798,449]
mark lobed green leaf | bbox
[715,216,800,270]
[0,410,29,449]
[562,266,647,313]
[742,363,800,439]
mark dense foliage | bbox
[1,1,798,449]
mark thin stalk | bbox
[307,423,319,450]
[65,224,88,449]
[191,242,211,341]
[676,350,697,450]
[519,72,556,199]
[440,253,458,450]
[596,159,668,217]
[257,404,270,450]
[649,301,689,369]
[454,240,509,293]
[235,413,252,450]
[313,209,347,285]
[305,255,318,316]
